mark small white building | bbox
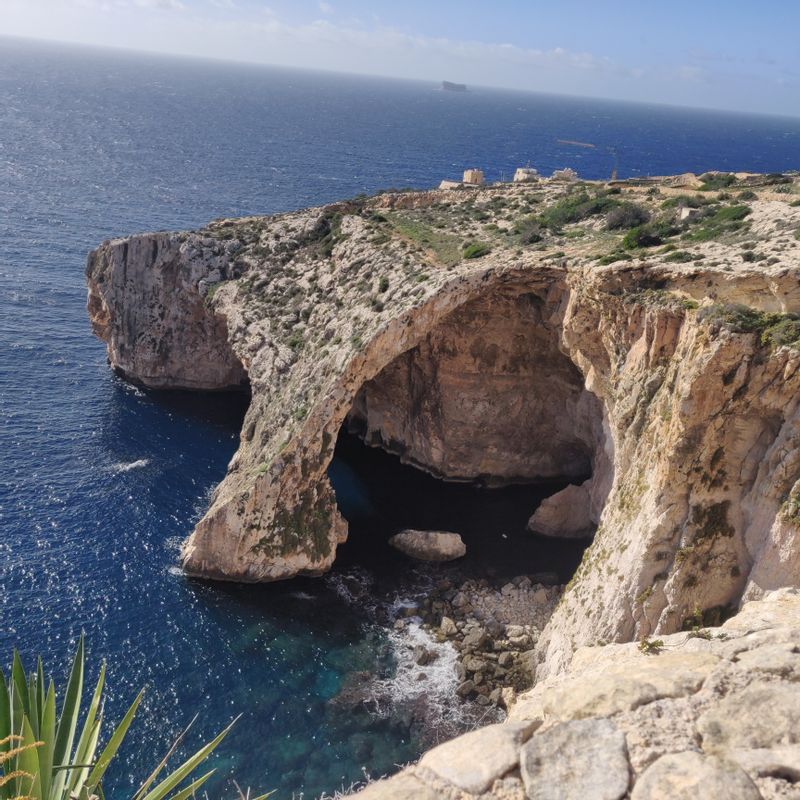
[513,167,539,183]
[552,167,578,182]
[463,168,485,186]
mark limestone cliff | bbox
[86,173,800,675]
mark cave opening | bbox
[327,287,608,586]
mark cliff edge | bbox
[86,172,800,679]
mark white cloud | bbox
[134,0,185,9]
[2,0,795,114]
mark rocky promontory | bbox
[87,171,800,796]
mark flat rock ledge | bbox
[347,588,800,800]
[389,530,467,562]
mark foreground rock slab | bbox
[520,718,629,800]
[420,721,537,794]
[541,651,719,721]
[389,530,467,562]
[630,752,761,800]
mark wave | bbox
[111,458,150,473]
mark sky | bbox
[2,0,799,116]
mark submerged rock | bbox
[388,530,466,562]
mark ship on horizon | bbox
[441,80,467,92]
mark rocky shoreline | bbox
[400,575,562,711]
[350,588,800,800]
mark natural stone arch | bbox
[180,265,608,583]
[87,198,800,678]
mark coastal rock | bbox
[541,651,719,721]
[86,177,800,672]
[419,721,537,794]
[345,590,800,800]
[388,530,466,562]
[349,773,441,800]
[698,683,800,751]
[631,752,761,800]
[520,718,629,800]
[527,480,595,538]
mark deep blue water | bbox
[1,35,800,799]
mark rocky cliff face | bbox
[86,174,800,678]
[87,233,248,390]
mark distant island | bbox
[441,80,467,92]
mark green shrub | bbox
[596,251,632,265]
[463,242,492,259]
[514,216,544,244]
[623,220,677,249]
[538,191,619,232]
[664,250,694,263]
[606,203,650,230]
[377,276,389,293]
[714,204,752,223]
[0,638,264,800]
[765,317,800,347]
[697,303,774,333]
[738,190,757,200]
[686,204,751,241]
[638,639,664,655]
[698,303,800,348]
[661,194,708,210]
[698,172,738,191]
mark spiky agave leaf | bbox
[2,643,259,800]
[136,717,238,800]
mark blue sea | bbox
[1,35,799,799]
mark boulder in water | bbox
[389,529,466,562]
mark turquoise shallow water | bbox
[1,35,800,799]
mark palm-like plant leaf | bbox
[84,688,143,792]
[52,636,83,771]
[138,717,236,800]
[0,642,260,800]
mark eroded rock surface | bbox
[86,174,800,673]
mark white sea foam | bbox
[289,591,316,601]
[111,458,150,473]
[323,566,377,608]
[371,619,464,736]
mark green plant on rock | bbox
[698,303,800,349]
[698,172,738,191]
[622,220,676,250]
[686,204,751,241]
[606,202,650,231]
[638,639,664,655]
[462,242,491,259]
[0,637,268,800]
[537,190,619,233]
